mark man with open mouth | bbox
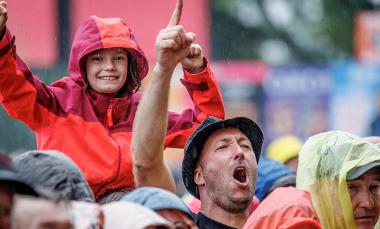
[134,113,263,229]
[181,116,263,229]
[131,1,263,227]
[132,33,264,227]
[132,80,264,228]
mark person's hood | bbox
[297,131,380,229]
[121,187,193,219]
[255,156,296,200]
[68,16,148,84]
[13,150,95,202]
[243,187,321,229]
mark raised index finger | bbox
[167,0,183,27]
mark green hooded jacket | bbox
[297,131,380,229]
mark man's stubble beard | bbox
[204,169,252,214]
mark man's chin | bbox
[228,195,251,211]
[231,188,252,200]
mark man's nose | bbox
[233,144,245,161]
[358,190,375,209]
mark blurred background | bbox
[2,0,380,194]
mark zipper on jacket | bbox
[106,103,114,128]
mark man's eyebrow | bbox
[216,137,233,144]
[374,175,380,181]
[362,173,380,181]
[216,136,250,144]
[238,136,250,142]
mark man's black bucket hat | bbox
[182,116,263,198]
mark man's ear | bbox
[194,165,205,186]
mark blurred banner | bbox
[7,0,58,67]
[355,11,380,63]
[212,61,268,123]
[329,61,380,136]
[263,65,331,143]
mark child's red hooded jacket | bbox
[0,16,225,199]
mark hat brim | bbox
[0,170,38,196]
[182,117,263,198]
[347,161,380,180]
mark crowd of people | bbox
[1,0,380,228]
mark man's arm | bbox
[132,0,194,192]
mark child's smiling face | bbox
[86,48,129,95]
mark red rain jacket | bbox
[0,16,225,199]
[243,187,321,229]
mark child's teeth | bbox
[101,76,116,80]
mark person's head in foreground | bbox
[122,187,197,229]
[12,195,73,229]
[13,196,104,229]
[182,116,263,228]
[13,150,94,202]
[102,201,174,229]
[346,161,380,229]
[0,153,37,229]
[297,131,380,229]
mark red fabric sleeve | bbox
[0,29,59,130]
[164,58,225,148]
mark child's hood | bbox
[67,16,148,83]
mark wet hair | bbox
[122,51,141,96]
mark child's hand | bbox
[181,44,205,74]
[0,1,7,32]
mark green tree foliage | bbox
[211,0,376,64]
